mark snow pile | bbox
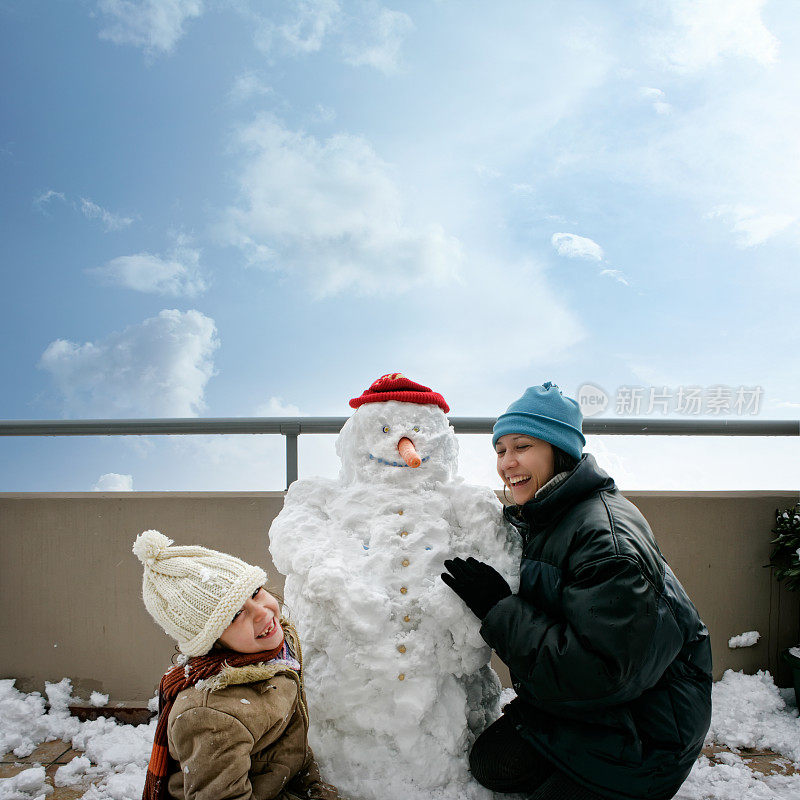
[675,669,800,800]
[728,631,760,648]
[270,400,521,800]
[0,679,156,800]
[706,669,800,761]
[677,755,800,800]
[0,679,81,758]
[54,756,91,786]
[0,766,51,800]
[89,692,109,707]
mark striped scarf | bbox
[142,636,298,800]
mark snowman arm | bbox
[268,479,337,575]
[449,485,521,586]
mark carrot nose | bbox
[398,437,421,468]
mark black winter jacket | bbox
[480,454,712,800]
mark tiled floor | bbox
[1,741,90,800]
[701,744,799,777]
[1,742,798,798]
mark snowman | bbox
[268,374,520,800]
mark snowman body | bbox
[269,401,520,800]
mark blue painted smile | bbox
[368,453,430,467]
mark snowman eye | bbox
[413,426,420,432]
[382,426,390,433]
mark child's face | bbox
[218,587,284,653]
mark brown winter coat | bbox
[166,657,338,800]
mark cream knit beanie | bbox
[132,530,267,656]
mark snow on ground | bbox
[1,671,799,800]
[707,670,800,762]
[0,678,155,800]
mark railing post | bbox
[281,424,301,489]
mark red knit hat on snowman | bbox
[349,373,450,413]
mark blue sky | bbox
[1,0,798,491]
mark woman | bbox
[441,382,712,800]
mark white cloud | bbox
[254,0,341,55]
[639,87,665,101]
[599,268,630,286]
[96,0,203,54]
[707,205,797,247]
[34,190,134,231]
[393,257,587,389]
[279,0,339,53]
[638,87,672,115]
[596,28,800,262]
[93,0,409,74]
[475,164,501,180]
[311,104,337,123]
[250,1,411,74]
[254,397,304,417]
[92,473,134,491]
[551,232,604,261]
[220,116,462,296]
[39,309,219,417]
[79,197,134,231]
[229,71,273,104]
[657,0,779,73]
[88,236,206,296]
[33,189,66,211]
[342,5,413,74]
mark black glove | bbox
[440,556,512,619]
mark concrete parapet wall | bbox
[1,490,798,701]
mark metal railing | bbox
[0,417,797,489]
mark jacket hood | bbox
[197,661,298,693]
[504,453,615,531]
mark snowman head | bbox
[336,374,459,486]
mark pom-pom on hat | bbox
[132,530,267,656]
[492,381,585,461]
[349,373,450,413]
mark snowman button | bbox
[398,673,405,681]
[400,531,409,537]
[397,510,404,515]
[397,645,406,653]
[400,587,408,594]
[401,558,410,567]
[403,615,411,622]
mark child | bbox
[133,529,340,800]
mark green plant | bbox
[769,502,800,591]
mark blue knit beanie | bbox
[492,381,585,460]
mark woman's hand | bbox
[441,557,512,619]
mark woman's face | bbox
[218,587,284,653]
[495,434,555,506]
